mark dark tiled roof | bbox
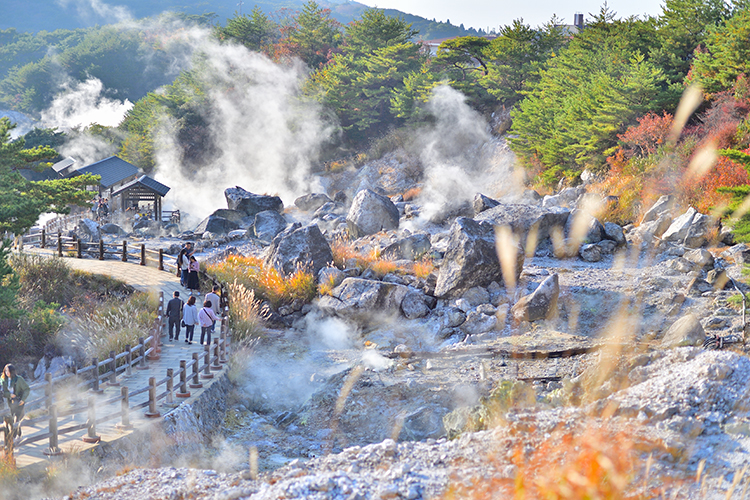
[17,167,59,182]
[68,156,139,188]
[111,175,171,198]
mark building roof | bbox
[110,174,171,198]
[52,157,76,173]
[67,156,139,188]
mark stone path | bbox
[10,248,226,473]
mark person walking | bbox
[198,299,218,346]
[183,295,199,344]
[1,364,30,442]
[178,242,193,288]
[166,291,184,341]
[205,285,222,333]
[187,255,201,295]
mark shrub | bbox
[207,255,316,308]
[226,280,265,344]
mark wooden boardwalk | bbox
[7,248,228,472]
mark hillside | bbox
[0,0,479,39]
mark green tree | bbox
[344,9,418,59]
[511,9,667,176]
[0,118,98,235]
[690,9,750,96]
[215,7,277,52]
[288,1,342,68]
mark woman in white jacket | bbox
[182,295,199,345]
[198,299,219,346]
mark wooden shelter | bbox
[110,175,171,222]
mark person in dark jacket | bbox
[1,364,30,440]
[165,291,184,341]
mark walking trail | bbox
[10,248,227,473]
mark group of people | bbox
[165,285,222,346]
[177,242,201,295]
[91,197,110,221]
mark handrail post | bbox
[140,244,146,266]
[116,386,133,430]
[90,358,103,394]
[76,239,82,258]
[44,373,53,409]
[43,404,63,456]
[189,353,203,389]
[211,339,222,371]
[41,228,46,248]
[220,327,228,364]
[177,360,191,398]
[125,344,132,377]
[137,337,149,370]
[122,240,127,262]
[81,396,101,443]
[201,345,214,379]
[145,377,160,418]
[166,368,174,405]
[107,350,119,386]
[99,239,104,260]
[158,248,164,271]
[57,233,62,257]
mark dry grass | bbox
[207,255,316,308]
[227,280,264,344]
[330,239,435,279]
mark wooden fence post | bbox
[43,404,63,456]
[81,396,101,443]
[137,337,149,370]
[158,248,164,271]
[90,358,103,394]
[211,339,222,371]
[189,353,203,389]
[177,360,190,398]
[41,228,46,248]
[145,377,160,418]
[220,328,228,364]
[140,244,146,266]
[76,239,82,259]
[107,350,119,386]
[57,233,62,257]
[166,368,174,405]
[122,240,127,262]
[125,345,133,377]
[116,386,133,430]
[201,346,213,380]
[44,373,53,409]
[99,239,104,260]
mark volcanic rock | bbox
[381,233,432,261]
[317,278,410,320]
[254,210,287,242]
[264,223,333,277]
[603,222,626,247]
[225,186,283,217]
[510,274,559,324]
[194,215,240,235]
[295,193,332,212]
[662,207,711,248]
[346,189,400,238]
[661,313,706,347]
[77,218,100,242]
[473,193,500,216]
[641,194,676,224]
[475,203,570,242]
[100,223,125,235]
[435,217,523,298]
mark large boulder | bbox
[295,193,332,212]
[661,207,711,248]
[435,217,524,298]
[100,223,125,236]
[346,189,400,238]
[661,313,705,347]
[510,274,559,324]
[721,243,750,265]
[224,186,283,217]
[565,209,604,245]
[381,233,432,261]
[210,208,245,224]
[317,278,410,320]
[254,210,287,242]
[264,223,333,277]
[603,222,626,247]
[76,218,100,242]
[194,215,240,235]
[475,203,570,243]
[401,290,431,319]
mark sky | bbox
[357,0,665,31]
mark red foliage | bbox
[617,111,673,159]
[694,90,750,149]
[678,155,750,212]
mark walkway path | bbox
[10,248,226,472]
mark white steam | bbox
[305,313,357,350]
[40,78,133,130]
[152,28,331,222]
[56,0,134,25]
[415,85,522,220]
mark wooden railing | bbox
[0,290,230,457]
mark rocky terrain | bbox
[42,140,750,499]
